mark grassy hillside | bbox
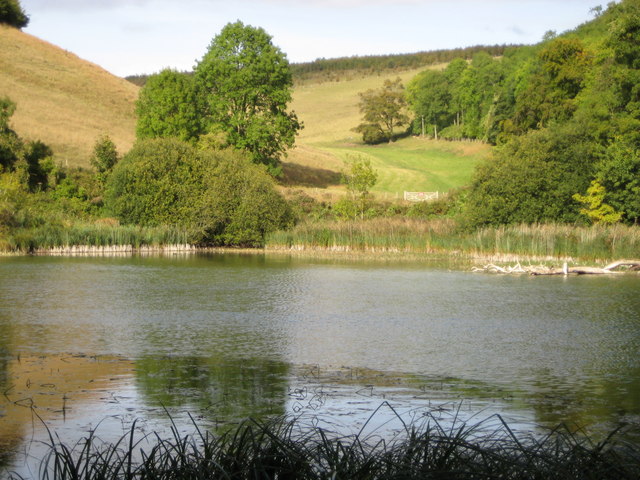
[0,25,138,167]
[0,23,487,194]
[289,66,490,197]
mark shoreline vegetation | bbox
[7,413,639,480]
[2,220,638,269]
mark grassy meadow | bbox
[288,64,490,198]
[0,26,484,198]
[0,25,138,167]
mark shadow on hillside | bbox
[280,162,341,188]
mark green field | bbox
[325,138,489,195]
[288,65,490,197]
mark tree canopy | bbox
[136,69,203,143]
[0,0,28,29]
[402,0,640,226]
[194,21,301,174]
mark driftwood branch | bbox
[473,260,640,276]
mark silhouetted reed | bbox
[7,409,639,479]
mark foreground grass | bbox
[9,413,639,480]
[267,219,640,262]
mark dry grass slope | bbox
[0,25,138,167]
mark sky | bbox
[20,0,602,78]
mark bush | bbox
[200,152,295,246]
[105,138,293,246]
[463,124,599,229]
[353,123,387,144]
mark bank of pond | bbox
[2,220,640,264]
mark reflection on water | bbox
[0,253,639,472]
[136,356,289,424]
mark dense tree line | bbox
[291,45,514,83]
[125,45,514,87]
[405,0,640,227]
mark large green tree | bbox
[135,69,203,143]
[0,0,28,29]
[511,38,591,134]
[194,21,301,174]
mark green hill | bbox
[287,64,490,198]
[0,24,138,167]
[1,22,487,193]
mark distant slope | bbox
[290,65,491,196]
[0,25,138,167]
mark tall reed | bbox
[267,219,640,261]
[4,223,192,253]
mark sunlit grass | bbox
[288,63,489,194]
[4,222,192,253]
[267,219,640,262]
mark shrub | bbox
[463,124,599,229]
[90,135,119,185]
[105,138,292,246]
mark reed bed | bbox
[3,223,192,253]
[8,412,639,480]
[267,219,640,262]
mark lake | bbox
[0,253,639,475]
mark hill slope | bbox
[0,23,488,192]
[0,25,138,167]
[288,65,490,196]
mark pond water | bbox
[0,253,639,475]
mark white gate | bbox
[403,191,439,202]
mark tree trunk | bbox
[530,260,640,276]
[473,260,640,275]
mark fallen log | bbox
[603,260,640,271]
[530,260,640,275]
[473,260,640,275]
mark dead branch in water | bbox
[472,260,640,275]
